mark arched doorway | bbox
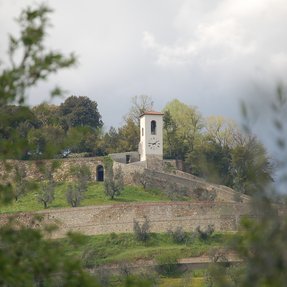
[96,165,104,181]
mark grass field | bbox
[0,182,171,213]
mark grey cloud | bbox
[0,0,286,130]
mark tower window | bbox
[151,120,156,135]
[142,127,144,136]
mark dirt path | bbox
[92,253,241,273]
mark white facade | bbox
[139,112,164,161]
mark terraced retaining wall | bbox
[0,202,254,238]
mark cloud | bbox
[1,0,287,129]
[143,0,287,72]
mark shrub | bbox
[81,248,97,269]
[133,217,150,242]
[132,171,150,190]
[104,157,124,199]
[168,226,190,244]
[66,183,83,207]
[194,187,217,201]
[209,249,230,267]
[196,225,215,241]
[94,267,110,287]
[37,180,55,208]
[119,262,131,277]
[155,253,179,276]
[165,182,188,201]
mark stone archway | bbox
[96,165,104,181]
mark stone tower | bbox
[139,111,164,165]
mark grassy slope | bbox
[160,277,204,287]
[61,232,229,266]
[59,232,227,286]
[0,183,170,213]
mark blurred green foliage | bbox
[206,88,287,287]
[162,99,273,195]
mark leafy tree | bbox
[163,110,178,159]
[186,116,241,184]
[230,136,273,195]
[204,115,240,148]
[0,106,39,159]
[102,126,120,154]
[186,140,232,185]
[32,103,61,127]
[0,105,38,132]
[163,99,203,162]
[102,119,139,154]
[184,114,272,190]
[27,125,66,158]
[65,126,102,154]
[118,118,139,152]
[59,95,103,129]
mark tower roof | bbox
[140,111,164,117]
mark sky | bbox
[0,0,287,130]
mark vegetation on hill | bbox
[0,183,170,213]
[1,95,272,196]
[0,3,104,286]
[0,2,286,287]
[61,232,227,266]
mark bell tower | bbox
[139,111,164,163]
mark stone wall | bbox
[0,157,249,203]
[109,152,140,164]
[0,157,255,239]
[0,202,254,238]
[113,162,250,203]
[0,157,103,183]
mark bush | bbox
[66,183,83,207]
[133,217,150,242]
[196,225,215,241]
[193,187,217,201]
[94,267,111,287]
[168,226,190,244]
[132,171,150,190]
[81,248,97,268]
[155,253,179,276]
[165,182,188,201]
[104,157,124,199]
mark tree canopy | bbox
[59,96,103,129]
